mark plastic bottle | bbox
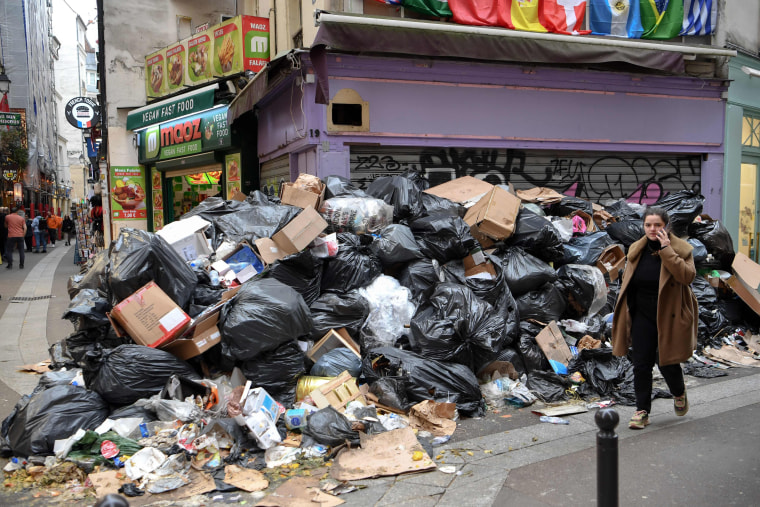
[209,270,220,287]
[539,416,570,425]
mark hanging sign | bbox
[65,97,100,129]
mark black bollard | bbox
[595,407,619,507]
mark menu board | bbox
[111,166,147,220]
[166,41,186,92]
[226,152,241,197]
[186,29,212,85]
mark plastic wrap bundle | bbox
[409,214,476,263]
[359,275,416,350]
[366,174,423,221]
[320,197,394,234]
[220,278,313,362]
[500,247,557,297]
[555,264,608,318]
[321,233,383,293]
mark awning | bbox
[126,83,219,131]
[227,64,268,126]
[310,11,737,104]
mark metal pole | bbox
[596,407,619,507]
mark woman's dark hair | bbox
[642,206,669,226]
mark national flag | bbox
[540,0,591,35]
[402,0,453,18]
[589,0,644,38]
[0,93,9,113]
[503,0,548,32]
[680,0,717,35]
[640,0,684,40]
[449,0,504,26]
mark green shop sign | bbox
[139,105,231,163]
[0,113,21,127]
[127,86,216,131]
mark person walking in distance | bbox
[24,213,33,252]
[46,212,58,248]
[62,214,75,246]
[4,207,26,269]
[611,206,698,429]
[33,214,47,253]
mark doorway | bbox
[739,156,760,261]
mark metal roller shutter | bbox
[260,155,290,199]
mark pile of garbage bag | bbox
[3,171,758,504]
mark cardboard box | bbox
[462,249,497,279]
[726,252,760,315]
[223,241,266,278]
[535,321,574,374]
[281,182,325,210]
[463,186,521,240]
[161,309,221,360]
[596,244,626,282]
[307,328,361,363]
[254,206,328,264]
[571,210,597,233]
[156,215,212,262]
[423,176,494,206]
[109,281,191,348]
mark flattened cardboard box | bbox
[463,186,521,240]
[424,176,493,206]
[254,206,328,265]
[727,252,760,315]
[280,182,325,211]
[109,281,191,348]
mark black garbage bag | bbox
[370,224,423,266]
[212,201,302,247]
[699,305,731,340]
[409,214,475,263]
[558,232,614,267]
[507,208,565,263]
[190,282,228,310]
[410,283,506,372]
[109,402,158,422]
[517,321,551,373]
[500,247,557,297]
[555,264,607,319]
[221,278,313,362]
[398,258,446,302]
[50,327,131,370]
[83,345,201,406]
[108,229,197,309]
[179,196,254,249]
[494,346,528,377]
[309,291,369,340]
[420,192,463,218]
[239,340,305,408]
[687,238,708,263]
[67,251,110,300]
[63,289,111,330]
[687,219,735,270]
[323,175,368,199]
[551,196,593,217]
[302,407,360,448]
[362,347,485,417]
[516,283,566,323]
[366,175,423,221]
[30,370,79,396]
[369,377,411,412]
[654,190,704,236]
[310,348,362,377]
[691,276,717,307]
[605,219,644,249]
[321,233,383,294]
[603,199,641,220]
[268,249,324,306]
[4,385,109,456]
[526,371,570,403]
[567,349,630,397]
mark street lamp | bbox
[0,70,11,95]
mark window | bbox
[87,72,97,86]
[327,89,369,132]
[743,114,760,148]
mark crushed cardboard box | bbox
[535,321,574,375]
[281,181,326,210]
[255,206,328,264]
[155,215,213,262]
[423,176,493,206]
[726,252,760,315]
[464,186,521,241]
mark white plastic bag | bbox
[359,275,416,348]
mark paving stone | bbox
[397,469,457,488]
[340,483,395,506]
[375,482,446,505]
[438,467,508,507]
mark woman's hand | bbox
[657,229,671,248]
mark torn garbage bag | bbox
[555,264,607,318]
[516,283,567,323]
[409,214,475,263]
[410,282,506,372]
[268,249,324,306]
[567,349,630,397]
[506,208,564,263]
[309,291,370,341]
[370,224,423,265]
[366,174,423,221]
[654,190,704,237]
[500,247,557,297]
[83,345,201,406]
[239,340,306,408]
[221,278,313,362]
[321,233,383,293]
[5,385,109,456]
[362,347,485,417]
[302,407,360,448]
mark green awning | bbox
[126,84,218,131]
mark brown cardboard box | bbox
[254,206,328,264]
[109,281,191,348]
[231,189,248,202]
[281,182,326,210]
[571,210,597,233]
[307,328,361,363]
[463,250,497,278]
[726,252,760,315]
[464,186,521,240]
[469,224,496,249]
[161,309,222,360]
[423,176,494,205]
[535,321,574,373]
[596,244,626,282]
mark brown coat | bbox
[611,233,698,366]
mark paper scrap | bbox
[224,465,269,492]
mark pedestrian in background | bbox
[4,207,26,269]
[33,214,47,253]
[62,214,75,246]
[0,207,8,262]
[612,206,698,429]
[46,212,59,248]
[24,214,34,252]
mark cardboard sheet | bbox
[223,465,269,492]
[88,470,127,497]
[423,176,493,206]
[256,476,343,507]
[727,252,760,315]
[408,400,457,438]
[703,345,760,367]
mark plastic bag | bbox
[555,264,608,318]
[516,282,567,323]
[549,217,573,242]
[49,327,131,370]
[220,278,313,362]
[321,233,383,293]
[688,219,735,270]
[605,219,644,249]
[687,238,708,263]
[500,247,557,297]
[109,403,158,423]
[370,224,423,265]
[567,349,631,397]
[409,214,476,263]
[654,190,704,236]
[558,232,614,267]
[368,377,410,412]
[320,197,394,235]
[323,175,368,199]
[239,340,306,408]
[366,174,423,221]
[135,398,201,423]
[302,407,360,448]
[410,282,506,372]
[420,192,463,218]
[691,276,717,307]
[213,200,301,246]
[551,196,593,217]
[358,275,416,350]
[526,371,570,403]
[67,251,110,300]
[397,258,446,302]
[310,348,362,377]
[516,321,551,373]
[362,347,485,417]
[63,288,111,330]
[83,345,201,406]
[108,229,197,309]
[268,249,324,306]
[309,291,370,341]
[494,346,527,377]
[4,385,109,456]
[603,199,640,220]
[507,208,565,263]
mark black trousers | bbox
[631,314,685,413]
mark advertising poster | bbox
[139,106,232,163]
[186,29,212,85]
[151,167,164,231]
[111,166,147,220]
[225,152,241,197]
[242,16,270,73]
[145,49,166,100]
[212,17,243,77]
[166,41,186,92]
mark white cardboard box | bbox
[156,215,212,262]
